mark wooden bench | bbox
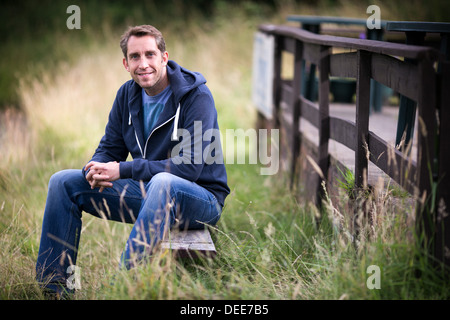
[159,228,216,259]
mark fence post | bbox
[436,60,450,268]
[317,45,331,202]
[291,39,303,187]
[272,35,282,129]
[355,50,371,189]
[415,57,437,264]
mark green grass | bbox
[1,0,449,300]
[1,157,449,300]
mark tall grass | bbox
[1,1,449,300]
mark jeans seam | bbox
[172,190,222,225]
[173,190,218,207]
[70,190,143,202]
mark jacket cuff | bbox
[119,161,133,179]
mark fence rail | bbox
[256,24,449,267]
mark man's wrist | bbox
[119,161,132,179]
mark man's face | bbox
[123,35,169,96]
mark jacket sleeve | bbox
[82,92,129,176]
[119,88,221,182]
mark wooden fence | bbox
[256,24,449,268]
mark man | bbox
[35,25,229,297]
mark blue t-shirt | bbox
[141,86,172,139]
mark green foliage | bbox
[336,165,355,198]
[1,0,449,108]
[0,0,275,108]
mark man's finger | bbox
[90,179,113,190]
[89,163,109,173]
[85,166,101,181]
[92,173,110,181]
[85,161,98,170]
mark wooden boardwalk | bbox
[300,103,417,189]
[256,22,449,267]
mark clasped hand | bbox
[85,161,120,192]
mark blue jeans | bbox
[35,169,222,290]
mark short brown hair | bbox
[120,25,166,58]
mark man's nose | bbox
[139,58,149,69]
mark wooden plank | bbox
[330,52,357,78]
[368,131,417,195]
[355,50,371,188]
[282,37,296,54]
[370,53,420,101]
[291,40,303,184]
[415,58,437,260]
[272,35,283,127]
[329,116,356,151]
[160,228,216,258]
[416,59,436,203]
[303,42,321,65]
[259,24,441,61]
[436,61,450,267]
[280,81,293,109]
[287,15,371,27]
[278,98,294,171]
[300,96,319,128]
[317,45,331,193]
[386,21,450,34]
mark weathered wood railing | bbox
[257,24,449,267]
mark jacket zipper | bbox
[131,103,181,158]
[142,115,176,158]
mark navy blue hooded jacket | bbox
[85,60,230,207]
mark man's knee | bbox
[147,172,179,190]
[48,169,86,193]
[145,172,186,205]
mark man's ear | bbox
[123,57,130,72]
[162,51,169,66]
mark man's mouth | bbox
[137,72,152,77]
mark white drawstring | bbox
[171,103,181,141]
[130,102,180,158]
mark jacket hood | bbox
[166,60,207,103]
[125,60,209,152]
